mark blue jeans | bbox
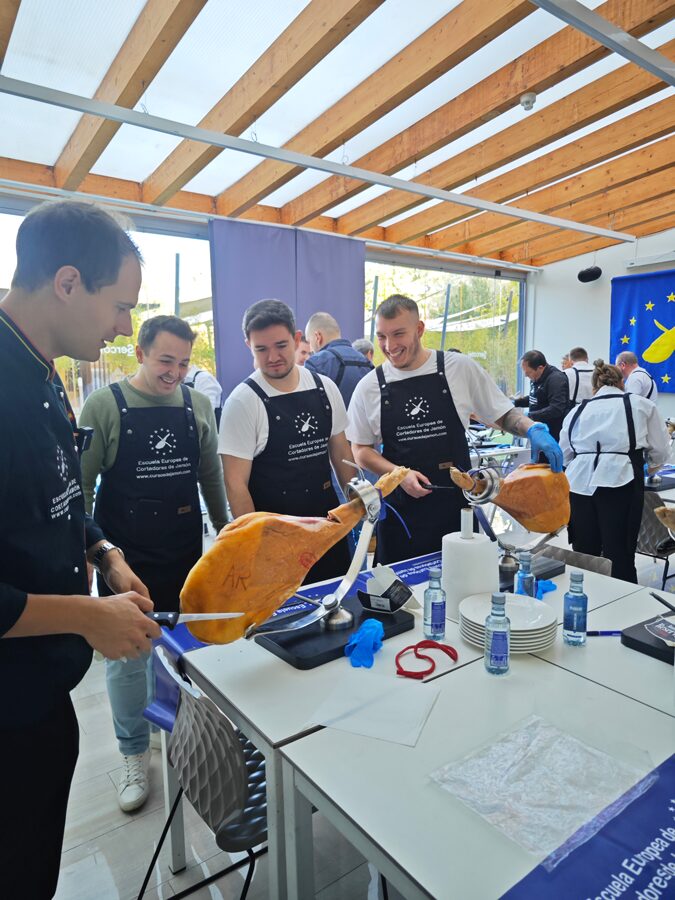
[105,653,153,756]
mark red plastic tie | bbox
[395,640,458,680]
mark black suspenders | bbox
[568,393,636,470]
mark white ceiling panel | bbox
[92,0,309,179]
[181,0,465,195]
[0,0,145,165]
[0,95,83,166]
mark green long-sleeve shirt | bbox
[79,378,228,532]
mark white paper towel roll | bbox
[442,530,499,620]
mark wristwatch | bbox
[91,541,125,571]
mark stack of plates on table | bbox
[459,592,558,654]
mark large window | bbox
[0,212,214,416]
[67,231,214,414]
[364,260,524,396]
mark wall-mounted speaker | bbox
[577,266,602,283]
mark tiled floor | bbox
[57,654,401,900]
[55,541,672,899]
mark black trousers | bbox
[0,695,79,898]
[568,480,644,583]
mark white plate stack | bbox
[459,592,558,654]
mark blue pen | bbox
[586,630,622,637]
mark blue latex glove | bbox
[344,619,384,668]
[527,422,563,473]
[535,579,557,600]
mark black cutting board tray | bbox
[255,594,414,670]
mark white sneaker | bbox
[117,750,150,812]
[149,731,162,751]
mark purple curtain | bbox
[209,220,365,399]
[209,219,295,398]
[295,230,365,340]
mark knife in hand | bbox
[146,611,244,629]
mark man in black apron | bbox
[220,300,356,585]
[81,315,226,812]
[348,295,564,565]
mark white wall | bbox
[526,226,675,419]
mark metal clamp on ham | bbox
[179,466,409,645]
[245,476,382,637]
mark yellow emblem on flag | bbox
[643,320,675,363]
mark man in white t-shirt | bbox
[347,294,564,564]
[565,347,594,406]
[219,299,355,583]
[615,350,658,401]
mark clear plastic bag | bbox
[430,714,655,868]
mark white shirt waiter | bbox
[559,386,669,496]
[625,366,658,401]
[184,364,222,412]
[565,360,594,406]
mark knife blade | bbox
[146,611,244,629]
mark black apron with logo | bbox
[376,351,471,564]
[245,372,351,585]
[94,382,202,611]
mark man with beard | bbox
[347,294,563,564]
[219,299,356,583]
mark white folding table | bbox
[281,655,675,899]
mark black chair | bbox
[636,491,675,590]
[138,648,267,900]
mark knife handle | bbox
[145,611,180,629]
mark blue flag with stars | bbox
[610,269,675,393]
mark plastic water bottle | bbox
[484,592,510,675]
[424,567,446,640]
[515,550,536,597]
[563,571,587,646]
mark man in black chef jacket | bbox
[513,349,571,440]
[219,299,356,584]
[348,295,564,564]
[0,200,161,899]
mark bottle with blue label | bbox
[484,592,510,675]
[563,570,587,646]
[515,550,536,597]
[424,567,446,640]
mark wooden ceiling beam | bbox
[142,0,384,206]
[504,194,675,263]
[455,148,675,257]
[484,168,675,260]
[428,131,675,252]
[0,155,343,231]
[0,0,20,67]
[54,0,207,192]
[215,0,535,218]
[322,0,675,237]
[0,156,54,188]
[530,209,675,267]
[407,95,675,251]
